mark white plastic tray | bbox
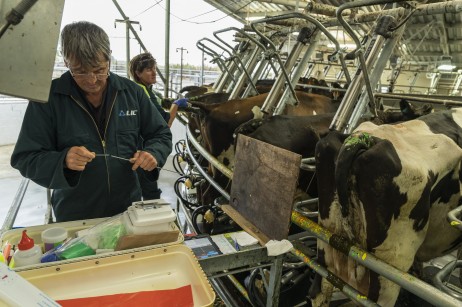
[7,244,215,307]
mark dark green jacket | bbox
[11,72,172,222]
[137,82,170,123]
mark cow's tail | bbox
[335,132,375,216]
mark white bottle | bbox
[12,230,43,268]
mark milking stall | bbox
[2,0,462,306]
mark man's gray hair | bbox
[61,21,111,68]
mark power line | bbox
[133,0,163,18]
[159,0,253,25]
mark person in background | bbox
[129,52,187,200]
[10,21,172,222]
[129,52,188,128]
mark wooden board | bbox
[221,204,270,245]
[229,135,301,241]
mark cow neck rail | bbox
[186,124,233,180]
[447,204,462,232]
[374,93,462,107]
[290,244,379,307]
[185,125,231,200]
[291,211,462,307]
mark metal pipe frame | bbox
[252,13,351,112]
[196,41,230,87]
[241,57,271,98]
[274,30,322,115]
[433,260,462,300]
[185,125,231,200]
[255,12,353,83]
[250,18,301,113]
[215,27,269,99]
[336,0,408,118]
[374,93,462,107]
[347,20,406,132]
[447,204,462,231]
[210,37,254,95]
[330,35,386,132]
[199,37,239,92]
[0,178,29,236]
[291,211,462,306]
[290,245,379,306]
[323,1,462,28]
[228,45,261,99]
[226,46,255,94]
[260,38,304,114]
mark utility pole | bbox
[201,50,205,86]
[176,47,188,91]
[115,18,141,78]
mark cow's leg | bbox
[312,276,334,307]
[310,243,334,307]
[311,132,349,306]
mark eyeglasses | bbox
[69,68,109,81]
[70,70,109,80]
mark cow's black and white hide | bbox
[312,108,462,306]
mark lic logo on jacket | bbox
[119,110,137,116]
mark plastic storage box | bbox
[0,217,183,270]
[123,199,177,235]
[0,218,214,306]
[2,244,215,306]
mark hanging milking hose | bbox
[172,140,188,175]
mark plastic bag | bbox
[41,215,126,263]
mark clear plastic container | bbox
[12,230,43,268]
[41,227,68,252]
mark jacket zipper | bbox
[70,94,116,194]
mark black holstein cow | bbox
[311,108,462,306]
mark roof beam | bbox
[322,0,462,27]
[235,10,297,19]
[256,0,308,7]
[406,39,461,47]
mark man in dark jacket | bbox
[10,21,172,222]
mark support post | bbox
[176,47,188,91]
[115,18,140,78]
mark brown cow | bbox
[186,91,336,206]
[190,91,337,170]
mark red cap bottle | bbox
[18,230,35,251]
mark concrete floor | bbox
[0,120,187,229]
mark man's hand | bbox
[65,146,96,171]
[130,151,158,171]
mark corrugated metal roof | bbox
[203,0,462,92]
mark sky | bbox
[61,0,243,67]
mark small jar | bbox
[41,227,68,252]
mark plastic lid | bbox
[18,230,34,250]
